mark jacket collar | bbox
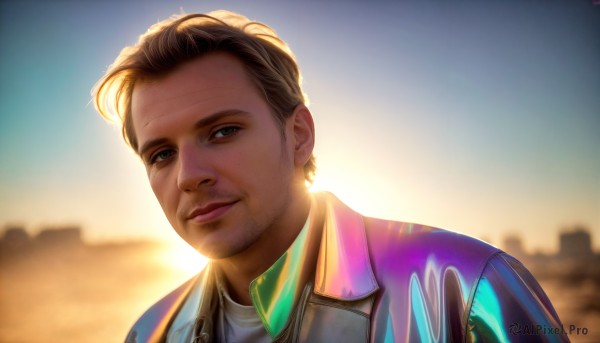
[249,207,315,338]
[249,192,379,338]
[313,192,379,300]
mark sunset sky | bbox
[1,1,598,254]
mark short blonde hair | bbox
[93,10,315,182]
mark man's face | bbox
[131,52,307,259]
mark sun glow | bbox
[310,171,391,219]
[155,242,208,276]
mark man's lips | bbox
[186,200,238,223]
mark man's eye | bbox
[150,149,175,164]
[212,126,239,139]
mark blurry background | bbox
[1,0,598,342]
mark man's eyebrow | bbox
[193,109,249,130]
[138,109,250,157]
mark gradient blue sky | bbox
[1,0,598,253]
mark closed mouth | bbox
[187,200,238,223]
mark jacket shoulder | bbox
[364,216,500,265]
[363,217,508,342]
[125,270,204,343]
[363,216,504,303]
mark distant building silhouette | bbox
[1,225,84,257]
[34,226,83,248]
[503,235,526,259]
[559,227,593,258]
[0,226,30,250]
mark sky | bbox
[0,0,599,254]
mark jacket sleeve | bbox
[466,253,569,342]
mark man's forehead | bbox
[130,53,259,126]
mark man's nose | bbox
[176,144,216,192]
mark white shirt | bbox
[215,279,271,343]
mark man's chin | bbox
[181,220,256,260]
[189,240,247,261]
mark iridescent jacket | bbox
[125,193,567,343]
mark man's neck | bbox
[215,190,319,305]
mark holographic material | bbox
[314,196,378,300]
[467,254,567,342]
[124,273,200,343]
[125,192,567,342]
[249,211,312,338]
[166,265,216,342]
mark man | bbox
[93,10,567,343]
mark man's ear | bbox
[289,104,315,168]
